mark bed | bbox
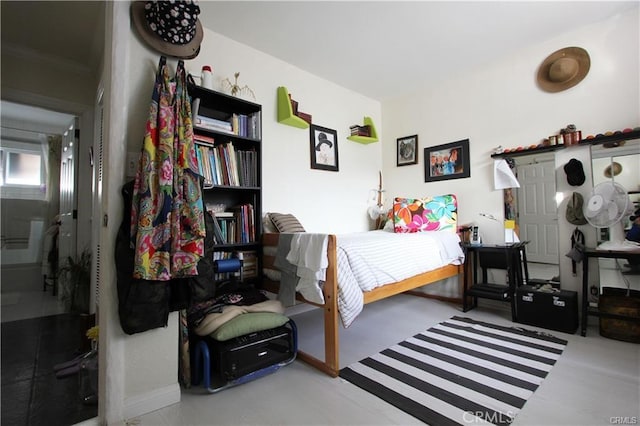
[261,194,466,377]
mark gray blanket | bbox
[272,233,299,306]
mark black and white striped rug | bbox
[339,316,568,426]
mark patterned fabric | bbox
[143,0,200,45]
[131,56,205,281]
[178,309,191,387]
[392,195,458,233]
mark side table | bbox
[580,248,640,337]
[462,242,529,321]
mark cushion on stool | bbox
[194,299,284,336]
[210,312,290,341]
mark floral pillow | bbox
[392,195,457,233]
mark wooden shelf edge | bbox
[492,129,640,159]
[277,86,309,129]
[347,135,378,144]
[278,115,309,129]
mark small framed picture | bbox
[424,139,470,182]
[397,135,418,166]
[310,124,339,172]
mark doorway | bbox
[0,103,98,425]
[515,158,560,280]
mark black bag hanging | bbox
[565,228,585,276]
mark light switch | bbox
[126,152,139,177]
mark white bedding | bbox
[271,230,465,328]
[335,230,465,327]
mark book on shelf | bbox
[235,250,258,278]
[230,112,261,139]
[210,212,225,244]
[191,97,201,122]
[192,95,260,139]
[350,125,371,137]
[194,133,215,145]
[194,115,234,134]
[195,145,212,186]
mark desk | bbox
[581,248,640,337]
[462,242,529,321]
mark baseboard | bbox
[123,383,180,420]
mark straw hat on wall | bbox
[537,47,590,93]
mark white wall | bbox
[104,9,382,421]
[124,35,382,235]
[380,9,639,295]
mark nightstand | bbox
[462,242,529,321]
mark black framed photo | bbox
[424,139,470,182]
[397,135,418,166]
[310,124,339,172]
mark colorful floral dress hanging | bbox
[131,56,205,281]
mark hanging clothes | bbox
[565,228,585,276]
[131,56,205,281]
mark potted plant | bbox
[59,248,92,314]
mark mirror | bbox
[591,140,640,231]
[500,137,640,286]
[511,152,560,283]
[590,139,640,280]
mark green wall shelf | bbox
[347,116,378,144]
[277,86,309,129]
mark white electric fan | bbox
[583,181,638,250]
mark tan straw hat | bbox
[604,162,623,178]
[537,47,590,93]
[131,1,203,59]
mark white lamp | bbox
[494,159,520,190]
[368,171,386,224]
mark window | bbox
[0,146,46,200]
[2,150,42,185]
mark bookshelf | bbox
[189,83,262,285]
[347,116,378,144]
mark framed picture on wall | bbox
[424,139,470,182]
[397,135,418,166]
[310,124,339,172]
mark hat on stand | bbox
[131,1,203,59]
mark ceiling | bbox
[0,1,104,136]
[197,1,639,100]
[0,1,637,134]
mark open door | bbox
[58,118,79,282]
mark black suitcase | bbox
[209,325,296,381]
[516,285,578,333]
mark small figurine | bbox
[222,72,255,100]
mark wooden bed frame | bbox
[262,232,464,377]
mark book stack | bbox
[208,205,255,245]
[232,113,262,140]
[209,211,235,244]
[350,125,371,137]
[232,203,255,244]
[194,140,258,188]
[192,98,261,139]
[194,115,234,135]
[235,250,258,278]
